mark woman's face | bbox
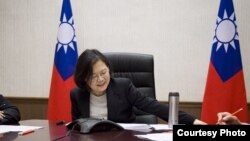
[87,60,110,96]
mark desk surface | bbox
[1,120,167,141]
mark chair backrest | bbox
[104,52,158,124]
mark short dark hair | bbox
[74,49,111,90]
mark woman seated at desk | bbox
[70,49,206,125]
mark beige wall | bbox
[1,0,250,102]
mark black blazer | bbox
[0,94,20,125]
[70,78,196,125]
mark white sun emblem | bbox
[213,10,238,52]
[57,14,76,53]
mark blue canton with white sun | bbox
[54,0,78,81]
[211,0,243,82]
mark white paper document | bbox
[118,123,153,132]
[118,123,172,132]
[0,125,43,134]
[135,132,173,141]
[149,124,172,130]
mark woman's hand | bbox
[0,111,5,120]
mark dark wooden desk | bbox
[0,120,165,141]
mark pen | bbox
[231,108,243,116]
[219,108,243,123]
[18,129,35,136]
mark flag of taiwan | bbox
[47,0,78,121]
[201,0,248,124]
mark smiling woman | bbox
[90,68,109,83]
[69,49,206,125]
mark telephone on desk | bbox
[66,118,124,134]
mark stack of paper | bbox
[149,124,172,131]
[0,125,43,134]
[118,123,153,132]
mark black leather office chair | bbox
[104,52,158,124]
